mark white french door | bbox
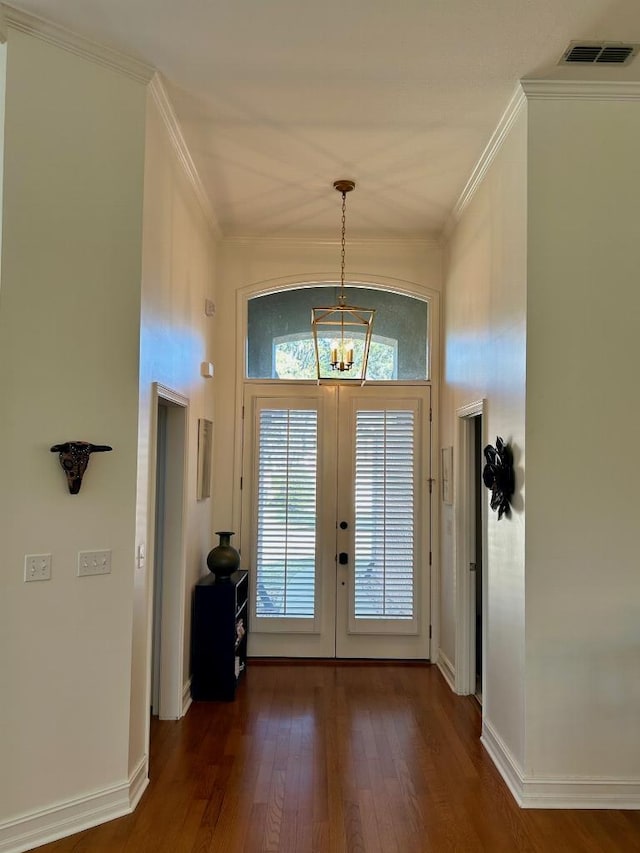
[335,386,429,658]
[241,383,431,659]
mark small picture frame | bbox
[441,446,453,504]
[197,418,213,500]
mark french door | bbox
[241,383,431,659]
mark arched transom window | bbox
[247,286,429,381]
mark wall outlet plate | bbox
[78,550,111,577]
[25,554,52,582]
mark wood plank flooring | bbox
[38,664,640,852]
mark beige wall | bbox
[128,85,218,772]
[0,29,146,820]
[525,96,640,778]
[441,105,528,767]
[2,18,635,836]
[0,43,6,275]
[443,89,640,791]
[0,31,218,836]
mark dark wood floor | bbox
[39,663,640,852]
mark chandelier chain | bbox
[311,178,374,382]
[340,190,347,302]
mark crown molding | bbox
[444,77,640,236]
[0,4,154,83]
[521,78,640,101]
[149,74,220,238]
[220,234,441,249]
[445,84,526,234]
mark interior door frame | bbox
[242,382,432,659]
[454,399,487,695]
[233,274,441,660]
[147,383,190,720]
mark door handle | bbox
[338,552,349,565]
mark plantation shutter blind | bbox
[255,408,318,621]
[353,408,416,622]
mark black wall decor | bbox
[482,437,514,520]
[50,441,112,494]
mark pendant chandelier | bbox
[311,180,375,383]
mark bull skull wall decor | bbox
[50,441,112,494]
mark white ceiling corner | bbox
[149,75,221,237]
[2,2,154,82]
[7,0,640,238]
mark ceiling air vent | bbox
[560,42,639,65]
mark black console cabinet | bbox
[191,570,248,701]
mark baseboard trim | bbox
[0,760,149,853]
[482,717,640,809]
[0,784,129,853]
[436,649,456,692]
[182,677,193,717]
[128,755,149,811]
[519,778,640,809]
[481,716,526,805]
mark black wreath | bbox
[482,437,515,520]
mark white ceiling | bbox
[11,0,640,237]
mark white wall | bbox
[0,28,146,822]
[525,96,640,779]
[0,42,6,278]
[129,83,218,772]
[441,105,528,767]
[443,88,640,796]
[213,237,442,540]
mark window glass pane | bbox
[256,408,317,618]
[247,287,428,380]
[354,409,415,619]
[274,334,397,380]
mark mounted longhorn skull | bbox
[50,441,112,494]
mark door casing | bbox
[454,399,487,697]
[242,382,432,660]
[147,384,189,722]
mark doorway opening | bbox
[472,415,483,703]
[455,400,485,700]
[150,384,189,722]
[241,383,431,660]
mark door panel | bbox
[243,383,431,660]
[336,387,430,658]
[243,385,337,657]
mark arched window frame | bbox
[238,276,439,386]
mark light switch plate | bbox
[78,550,111,577]
[25,554,52,582]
